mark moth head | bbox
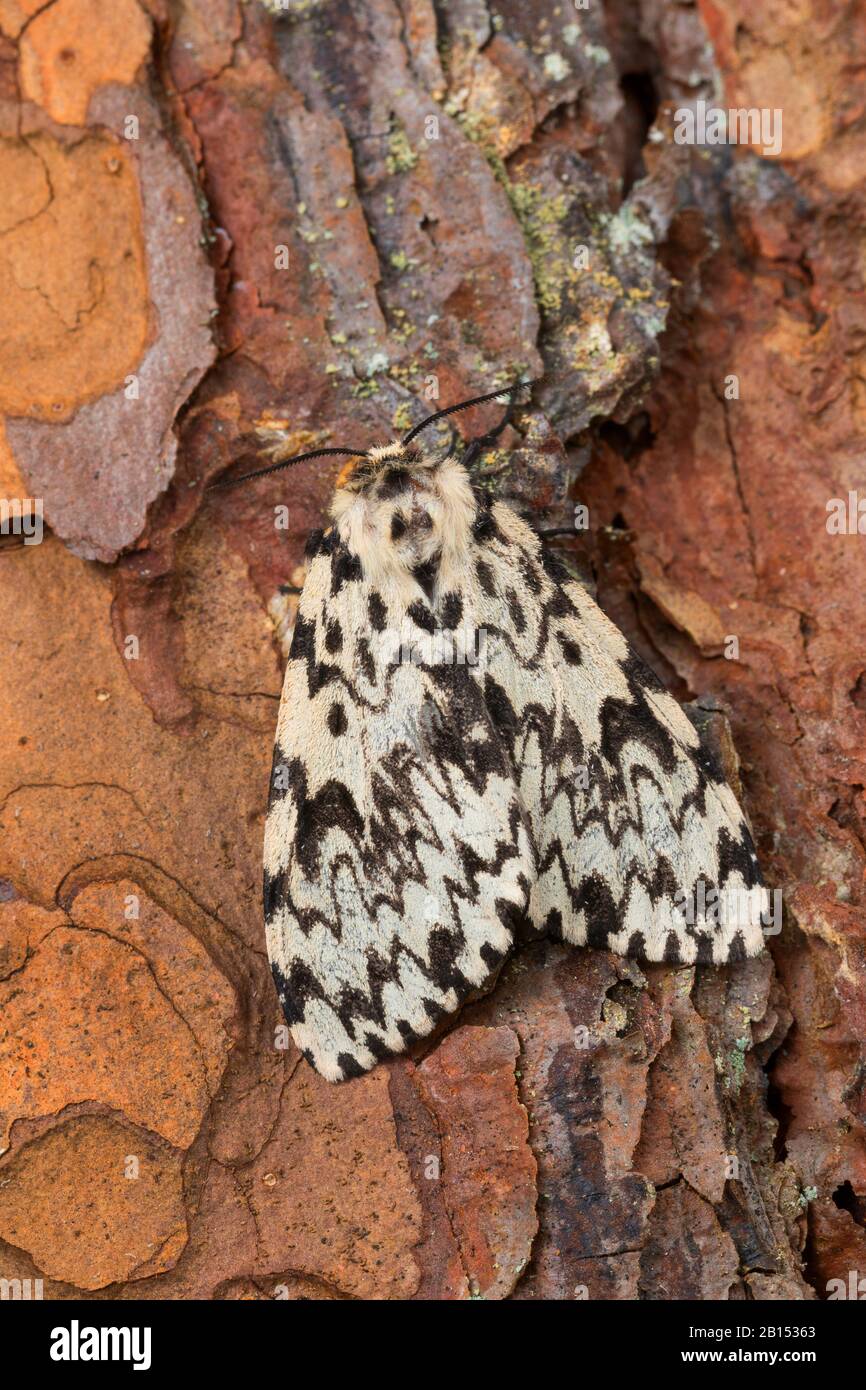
[210,381,536,494]
[336,441,426,493]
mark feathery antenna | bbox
[210,378,537,489]
[212,446,368,490]
[401,379,536,446]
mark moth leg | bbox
[461,387,524,470]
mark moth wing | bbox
[477,502,768,964]
[264,531,533,1081]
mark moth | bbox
[221,384,768,1082]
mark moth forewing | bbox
[258,392,767,1080]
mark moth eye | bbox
[390,513,407,541]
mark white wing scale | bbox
[264,523,532,1080]
[264,458,767,1081]
[476,501,767,965]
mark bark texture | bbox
[0,0,864,1300]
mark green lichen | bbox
[726,1036,750,1094]
[506,182,575,313]
[365,351,389,377]
[585,43,612,66]
[351,379,381,398]
[386,121,418,175]
[391,402,414,432]
[451,112,581,315]
[600,205,655,256]
[452,109,508,180]
[543,52,572,82]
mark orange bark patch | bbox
[68,880,237,1097]
[0,0,46,41]
[0,1114,186,1290]
[18,0,151,125]
[247,1064,423,1300]
[0,419,25,492]
[0,131,149,420]
[416,1026,538,1299]
[0,919,212,1151]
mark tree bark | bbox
[0,0,863,1300]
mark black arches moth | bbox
[232,385,768,1082]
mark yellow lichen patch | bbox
[0,131,149,419]
[385,119,418,175]
[19,0,151,126]
[449,59,532,161]
[254,423,326,462]
[506,183,577,314]
[391,401,413,433]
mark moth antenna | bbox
[459,379,540,471]
[211,446,368,491]
[401,378,538,446]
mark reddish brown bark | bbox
[0,0,863,1299]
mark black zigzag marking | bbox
[272,797,524,1046]
[290,615,341,698]
[266,466,765,1081]
[330,545,363,595]
[477,503,766,962]
[717,823,763,889]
